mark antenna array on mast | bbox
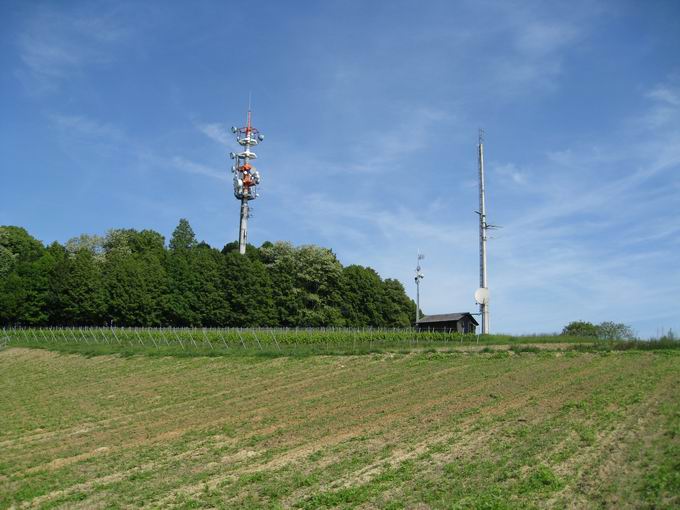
[229,105,265,255]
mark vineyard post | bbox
[160,328,169,346]
[69,327,78,344]
[269,329,280,351]
[79,327,89,344]
[202,328,213,350]
[252,329,262,350]
[110,326,121,344]
[172,328,184,350]
[218,328,229,350]
[237,329,246,349]
[134,327,145,347]
[146,328,158,348]
[188,328,198,348]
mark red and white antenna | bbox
[229,99,264,255]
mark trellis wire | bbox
[0,326,476,355]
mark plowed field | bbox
[1,348,678,508]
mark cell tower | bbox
[229,108,264,255]
[414,251,424,325]
[475,130,490,334]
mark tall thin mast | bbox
[478,130,489,334]
[414,252,424,325]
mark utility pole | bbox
[415,252,424,325]
[230,107,264,255]
[477,130,490,334]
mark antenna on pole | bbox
[229,98,265,255]
[475,129,490,334]
[415,251,425,325]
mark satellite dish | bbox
[474,287,489,305]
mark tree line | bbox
[561,320,636,340]
[0,220,416,328]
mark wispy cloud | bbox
[171,157,229,182]
[640,82,680,129]
[16,6,130,92]
[493,162,529,187]
[345,107,453,174]
[646,84,680,107]
[48,112,230,185]
[196,123,232,147]
[49,114,125,140]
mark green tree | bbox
[597,321,636,340]
[341,265,384,327]
[0,226,45,262]
[381,278,415,327]
[51,248,106,325]
[165,219,200,325]
[0,227,52,325]
[65,234,105,259]
[221,241,261,260]
[169,218,197,252]
[193,243,230,326]
[260,242,345,326]
[222,252,275,326]
[0,245,15,278]
[103,229,167,326]
[260,242,303,325]
[561,321,599,337]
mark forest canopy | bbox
[0,220,416,327]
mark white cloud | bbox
[640,83,680,129]
[493,162,528,187]
[48,113,230,185]
[49,114,125,140]
[515,21,578,58]
[171,157,229,182]
[196,123,232,147]
[16,7,130,92]
[646,85,680,107]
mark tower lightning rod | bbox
[477,129,490,334]
[229,103,264,255]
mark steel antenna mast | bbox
[476,129,490,334]
[229,102,264,255]
[415,251,425,325]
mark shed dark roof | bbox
[417,313,479,326]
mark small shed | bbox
[416,313,479,334]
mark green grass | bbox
[1,347,679,508]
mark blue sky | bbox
[1,0,679,337]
